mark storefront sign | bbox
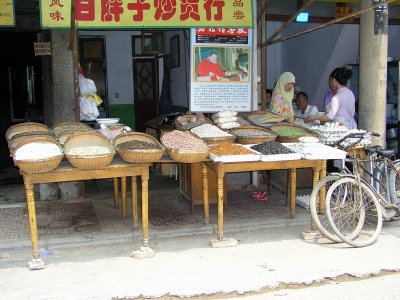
[190,27,252,112]
[0,0,15,27]
[40,0,253,29]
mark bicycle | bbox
[310,132,400,247]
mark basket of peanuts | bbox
[160,130,209,163]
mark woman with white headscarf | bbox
[270,72,296,122]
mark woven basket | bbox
[200,134,236,146]
[161,130,209,163]
[13,140,63,174]
[114,132,165,163]
[174,115,212,131]
[51,122,93,137]
[247,111,286,127]
[8,134,57,157]
[6,122,50,142]
[270,123,318,143]
[64,132,115,169]
[230,126,277,145]
[165,147,209,163]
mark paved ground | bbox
[1,167,400,299]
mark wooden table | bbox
[201,159,326,245]
[21,158,152,270]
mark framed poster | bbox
[190,28,252,113]
[170,35,180,68]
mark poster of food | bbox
[190,28,252,112]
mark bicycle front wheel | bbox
[326,177,382,247]
[310,174,343,242]
[389,161,400,205]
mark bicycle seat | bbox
[376,149,395,157]
[364,145,382,154]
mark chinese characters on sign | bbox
[40,0,253,29]
[0,0,15,27]
[190,27,252,112]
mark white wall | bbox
[266,22,400,109]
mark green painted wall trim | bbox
[108,104,135,129]
[171,105,188,113]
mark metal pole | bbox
[262,0,395,47]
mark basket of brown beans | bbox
[113,132,165,163]
[160,130,209,163]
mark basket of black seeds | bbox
[113,132,165,163]
[250,141,303,161]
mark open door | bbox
[133,58,158,132]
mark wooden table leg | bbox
[311,163,322,231]
[121,176,127,218]
[25,183,45,270]
[289,168,296,218]
[217,176,224,240]
[202,162,209,225]
[131,176,138,229]
[141,172,149,247]
[113,177,119,209]
[130,167,154,259]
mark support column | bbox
[51,30,77,123]
[50,30,80,200]
[358,0,388,147]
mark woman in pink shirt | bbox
[308,67,357,129]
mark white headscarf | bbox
[273,72,295,102]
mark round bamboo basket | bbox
[58,130,78,146]
[8,133,57,157]
[270,123,318,143]
[114,132,165,163]
[161,131,209,163]
[246,111,286,127]
[6,122,50,142]
[64,132,115,169]
[164,147,209,163]
[174,115,212,131]
[230,126,277,145]
[51,122,93,137]
[200,134,236,145]
[13,140,63,174]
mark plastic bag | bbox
[93,94,103,106]
[78,74,97,96]
[79,96,99,121]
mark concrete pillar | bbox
[358,0,389,146]
[51,30,77,123]
[40,30,80,201]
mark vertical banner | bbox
[190,28,252,112]
[0,0,15,27]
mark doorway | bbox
[133,58,159,132]
[78,36,108,118]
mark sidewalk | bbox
[1,170,400,299]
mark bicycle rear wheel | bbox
[309,174,343,242]
[326,177,382,247]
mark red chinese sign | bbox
[40,0,253,28]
